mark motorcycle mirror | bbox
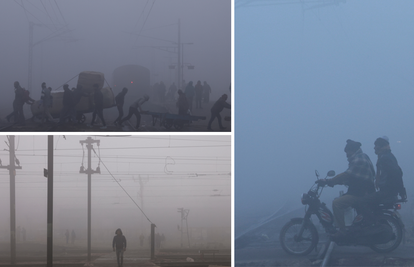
[315,170,320,179]
[327,170,335,177]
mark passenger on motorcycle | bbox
[363,136,406,206]
[317,139,375,236]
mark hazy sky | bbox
[235,0,414,233]
[0,135,230,243]
[0,0,230,104]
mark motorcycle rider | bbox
[363,136,406,205]
[317,139,375,237]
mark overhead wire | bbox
[133,0,157,46]
[53,0,67,25]
[91,147,154,224]
[40,0,57,29]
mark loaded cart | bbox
[144,111,206,130]
[31,71,115,123]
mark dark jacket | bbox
[112,229,127,250]
[93,89,104,108]
[376,149,404,197]
[329,148,375,197]
[211,97,231,114]
[115,91,127,106]
[62,88,74,107]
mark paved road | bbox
[236,240,414,266]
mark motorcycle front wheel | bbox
[280,218,319,256]
[369,214,403,253]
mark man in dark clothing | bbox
[167,82,177,101]
[72,85,90,122]
[176,90,189,116]
[65,229,69,244]
[184,81,195,111]
[40,83,54,122]
[317,140,375,234]
[59,84,75,124]
[364,136,406,204]
[203,81,211,103]
[194,80,203,109]
[114,87,128,126]
[120,94,149,129]
[72,84,90,106]
[6,81,26,123]
[112,228,127,267]
[90,84,107,129]
[207,94,231,130]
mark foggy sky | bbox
[0,135,230,243]
[236,0,414,233]
[0,0,230,108]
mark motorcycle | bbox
[279,170,405,255]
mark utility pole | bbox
[79,137,100,263]
[45,136,54,267]
[0,136,22,265]
[28,22,34,92]
[177,18,181,90]
[151,224,156,260]
[177,208,190,248]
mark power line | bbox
[53,0,68,25]
[40,0,57,29]
[91,147,154,224]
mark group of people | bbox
[317,137,406,237]
[183,80,212,110]
[6,80,230,131]
[152,80,212,106]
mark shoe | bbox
[207,127,212,131]
[6,116,10,123]
[220,127,226,130]
[100,126,107,130]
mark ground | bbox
[0,98,231,132]
[0,242,231,267]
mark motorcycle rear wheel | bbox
[369,215,403,253]
[280,218,319,256]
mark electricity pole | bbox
[177,208,190,248]
[79,137,100,263]
[46,136,54,267]
[177,18,181,90]
[0,136,22,265]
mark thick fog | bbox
[0,0,230,118]
[236,0,414,234]
[0,135,231,248]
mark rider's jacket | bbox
[344,148,376,197]
[376,148,403,197]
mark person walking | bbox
[40,83,54,122]
[207,94,231,130]
[112,228,127,267]
[6,81,26,124]
[114,87,128,126]
[120,95,149,130]
[176,90,189,116]
[184,81,195,111]
[194,80,203,109]
[89,84,107,129]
